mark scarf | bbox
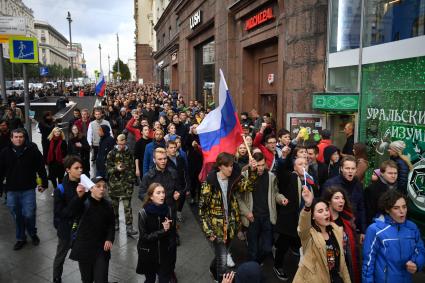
[338,210,360,283]
[378,175,397,190]
[144,203,169,217]
[47,137,63,164]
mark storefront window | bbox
[364,0,425,47]
[328,66,359,92]
[161,66,170,92]
[195,40,215,104]
[329,0,362,52]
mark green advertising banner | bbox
[359,56,425,218]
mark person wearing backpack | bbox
[69,176,115,283]
[53,155,84,283]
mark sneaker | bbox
[273,266,289,281]
[177,211,184,222]
[13,240,27,250]
[226,253,235,267]
[53,278,62,283]
[126,226,138,237]
[31,235,40,246]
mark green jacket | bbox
[199,168,254,243]
[106,146,136,191]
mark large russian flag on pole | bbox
[95,73,106,97]
[197,69,243,180]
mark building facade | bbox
[34,20,69,68]
[71,43,85,74]
[317,0,425,233]
[0,0,36,37]
[153,0,328,129]
[134,0,171,83]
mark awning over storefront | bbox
[312,92,359,112]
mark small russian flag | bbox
[95,73,106,97]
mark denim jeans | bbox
[247,215,273,263]
[7,189,37,241]
[210,240,230,282]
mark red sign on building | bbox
[245,7,274,31]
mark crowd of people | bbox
[0,82,424,283]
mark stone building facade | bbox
[153,0,328,128]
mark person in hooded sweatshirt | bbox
[365,160,398,225]
[318,145,341,188]
[95,125,115,178]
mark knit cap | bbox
[389,140,405,154]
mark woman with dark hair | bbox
[353,143,368,184]
[323,186,360,283]
[47,127,67,190]
[293,186,351,283]
[136,183,177,283]
[68,125,90,176]
[362,190,425,283]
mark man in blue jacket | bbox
[143,128,165,174]
[362,190,425,283]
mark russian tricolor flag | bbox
[95,73,106,97]
[197,69,243,179]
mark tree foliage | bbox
[2,59,84,81]
[112,59,130,81]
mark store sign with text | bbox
[190,10,202,30]
[245,7,274,31]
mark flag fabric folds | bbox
[95,73,106,97]
[197,69,243,180]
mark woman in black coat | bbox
[137,182,177,283]
[68,125,91,176]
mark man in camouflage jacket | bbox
[198,152,255,282]
[106,134,137,236]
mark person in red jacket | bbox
[125,110,142,141]
[317,129,332,163]
[253,123,282,172]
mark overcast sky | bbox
[24,0,135,78]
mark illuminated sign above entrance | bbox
[245,7,274,31]
[190,10,202,30]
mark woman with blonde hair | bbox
[137,183,177,283]
[47,127,67,190]
[388,140,413,195]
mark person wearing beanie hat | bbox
[221,261,264,283]
[388,140,413,195]
[69,174,115,283]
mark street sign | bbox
[9,36,38,63]
[312,93,359,111]
[0,17,26,35]
[67,50,77,57]
[40,66,48,76]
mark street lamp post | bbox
[66,11,74,94]
[108,54,111,83]
[117,33,120,83]
[98,44,102,72]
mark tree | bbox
[112,59,130,81]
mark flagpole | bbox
[242,135,252,159]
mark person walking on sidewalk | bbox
[106,134,138,236]
[87,108,112,162]
[69,176,115,283]
[0,128,48,250]
[199,152,255,282]
[52,155,83,283]
[237,152,288,264]
[136,183,177,283]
